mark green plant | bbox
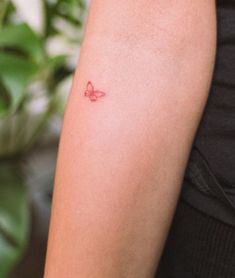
[0,0,86,276]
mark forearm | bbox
[44,1,216,277]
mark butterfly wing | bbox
[89,94,98,101]
[94,90,106,98]
[84,81,94,97]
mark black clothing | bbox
[156,199,235,278]
[188,0,235,216]
[155,1,235,277]
[182,0,235,228]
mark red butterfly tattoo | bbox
[84,81,106,101]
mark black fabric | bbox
[155,199,235,278]
[178,0,235,227]
[190,0,235,208]
[181,146,235,228]
[155,2,235,277]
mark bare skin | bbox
[44,1,217,277]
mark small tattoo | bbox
[84,81,106,101]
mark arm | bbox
[44,1,216,277]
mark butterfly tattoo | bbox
[84,81,106,101]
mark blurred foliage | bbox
[0,0,86,276]
[0,162,29,278]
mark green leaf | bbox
[0,52,38,110]
[0,23,45,63]
[0,98,7,114]
[0,79,9,114]
[48,55,67,71]
[0,163,30,278]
